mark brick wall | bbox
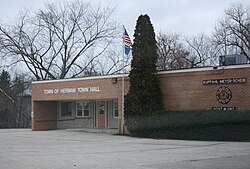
[158,66,250,111]
[32,101,57,131]
[32,77,124,101]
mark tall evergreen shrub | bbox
[124,14,163,119]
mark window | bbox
[76,101,90,117]
[83,102,90,117]
[113,100,118,118]
[77,102,83,117]
[99,101,105,114]
[59,102,72,117]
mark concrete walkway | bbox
[0,129,250,169]
[66,128,118,134]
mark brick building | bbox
[32,64,250,133]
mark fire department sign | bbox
[216,86,232,104]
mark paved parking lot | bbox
[0,129,250,169]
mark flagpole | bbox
[121,26,131,135]
[122,26,125,135]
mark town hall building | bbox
[32,64,250,134]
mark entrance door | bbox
[96,101,106,128]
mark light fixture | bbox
[111,77,117,84]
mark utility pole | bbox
[0,87,14,102]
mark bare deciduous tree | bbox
[157,32,189,70]
[213,3,250,60]
[0,1,121,80]
[157,32,218,70]
[185,33,217,67]
[97,49,131,75]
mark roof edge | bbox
[158,64,250,74]
[32,64,250,84]
[32,74,129,84]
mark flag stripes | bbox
[123,28,132,55]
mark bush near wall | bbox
[125,110,250,141]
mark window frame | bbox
[113,100,118,118]
[76,101,90,118]
[58,101,73,118]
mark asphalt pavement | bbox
[0,129,250,169]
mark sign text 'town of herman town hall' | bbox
[43,86,100,95]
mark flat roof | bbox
[32,64,250,84]
[158,64,250,74]
[32,74,128,84]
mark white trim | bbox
[76,101,90,118]
[32,74,128,84]
[113,100,118,118]
[32,64,250,84]
[157,64,250,75]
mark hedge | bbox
[124,110,250,140]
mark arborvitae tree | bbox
[124,14,163,117]
[0,70,11,93]
[0,70,13,125]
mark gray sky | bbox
[0,0,249,37]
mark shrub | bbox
[125,110,250,140]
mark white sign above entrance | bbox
[43,86,100,95]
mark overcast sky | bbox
[0,0,249,37]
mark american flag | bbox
[123,28,132,55]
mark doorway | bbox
[96,101,106,128]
